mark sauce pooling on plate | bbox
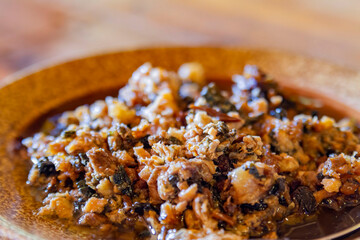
[22,63,360,239]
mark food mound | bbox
[23,63,360,239]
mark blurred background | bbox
[1,0,360,80]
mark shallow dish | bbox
[0,47,360,239]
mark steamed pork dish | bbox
[23,63,360,239]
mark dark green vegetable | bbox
[169,136,182,145]
[269,178,289,206]
[37,157,57,177]
[70,153,89,169]
[76,180,96,198]
[140,135,151,149]
[214,121,230,142]
[168,174,179,188]
[215,121,229,135]
[61,130,76,138]
[240,201,268,214]
[247,163,264,179]
[132,202,159,216]
[110,166,133,196]
[268,130,281,154]
[292,186,316,214]
[200,83,236,113]
[78,153,89,165]
[73,198,85,213]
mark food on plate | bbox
[23,62,360,239]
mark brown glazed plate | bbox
[1,47,360,239]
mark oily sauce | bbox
[14,78,360,239]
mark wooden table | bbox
[1,0,360,80]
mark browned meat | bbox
[23,63,360,239]
[87,148,119,177]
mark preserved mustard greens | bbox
[23,63,360,239]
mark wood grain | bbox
[1,0,360,80]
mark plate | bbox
[0,47,360,239]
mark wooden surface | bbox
[1,0,360,80]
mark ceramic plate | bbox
[1,47,360,239]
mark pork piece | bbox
[87,148,119,177]
[66,131,106,155]
[106,97,137,124]
[229,161,276,204]
[159,201,181,227]
[83,197,108,213]
[322,153,360,178]
[263,116,309,164]
[320,153,360,194]
[38,193,74,219]
[192,194,218,230]
[157,159,215,201]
